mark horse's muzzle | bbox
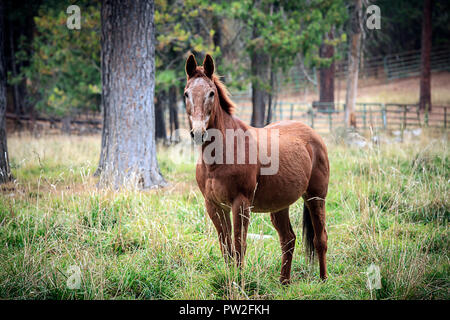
[191,129,208,145]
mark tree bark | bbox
[419,0,432,112]
[9,26,21,118]
[345,0,362,128]
[155,90,166,141]
[265,64,275,125]
[0,1,12,184]
[97,0,165,189]
[168,85,179,142]
[250,6,271,128]
[319,30,335,111]
[250,48,270,128]
[212,15,222,67]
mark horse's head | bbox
[184,54,217,145]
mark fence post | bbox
[381,103,387,130]
[279,105,283,120]
[290,104,294,120]
[363,103,367,130]
[403,106,407,129]
[445,107,447,129]
[343,103,346,128]
[313,67,318,94]
[328,107,332,132]
[310,107,314,128]
[416,104,421,127]
[383,56,389,82]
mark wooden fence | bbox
[178,102,449,135]
[263,46,450,97]
[7,104,448,136]
[335,46,450,81]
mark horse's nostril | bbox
[190,131,194,138]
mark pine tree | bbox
[97,0,166,189]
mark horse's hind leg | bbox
[270,207,296,284]
[303,141,329,280]
[303,195,328,280]
[206,200,233,263]
[232,195,251,267]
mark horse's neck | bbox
[201,102,246,162]
[211,103,242,133]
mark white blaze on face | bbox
[190,115,210,132]
[187,77,214,144]
[190,116,209,145]
[190,115,210,145]
[188,89,194,106]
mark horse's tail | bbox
[302,203,315,261]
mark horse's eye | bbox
[184,92,189,99]
[209,91,214,98]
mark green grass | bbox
[0,131,448,300]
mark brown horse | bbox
[184,54,330,284]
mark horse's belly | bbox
[252,147,312,212]
[251,176,306,212]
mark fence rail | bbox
[7,105,448,137]
[250,46,450,97]
[177,102,449,135]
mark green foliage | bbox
[9,0,348,116]
[219,0,348,92]
[12,2,101,117]
[155,0,220,93]
[364,0,450,56]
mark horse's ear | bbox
[185,54,197,78]
[203,54,214,78]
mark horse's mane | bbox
[191,67,236,115]
[212,74,236,115]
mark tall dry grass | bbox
[0,130,448,299]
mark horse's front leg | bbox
[205,200,233,263]
[232,195,251,267]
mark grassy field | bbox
[0,130,448,300]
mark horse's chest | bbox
[203,173,257,206]
[204,178,231,205]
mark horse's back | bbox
[264,120,317,139]
[265,120,328,172]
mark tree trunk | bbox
[345,0,362,128]
[95,99,108,176]
[9,27,21,119]
[250,5,271,128]
[168,85,179,142]
[319,30,335,111]
[212,15,222,67]
[265,63,275,125]
[97,0,165,189]
[250,48,270,128]
[0,1,11,184]
[419,0,432,112]
[155,90,166,141]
